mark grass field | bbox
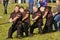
[0,3,60,40]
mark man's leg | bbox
[43,21,52,33]
[54,21,58,31]
[49,25,53,32]
[47,24,53,32]
[42,24,48,33]
[58,22,60,30]
[38,23,42,34]
[3,3,5,14]
[29,3,33,14]
[23,22,29,36]
[4,2,8,14]
[17,23,23,37]
[54,14,60,31]
[45,21,53,32]
[30,22,38,34]
[56,22,60,31]
[8,24,17,38]
[15,0,17,3]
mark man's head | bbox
[56,0,60,5]
[33,6,38,12]
[19,6,24,13]
[45,6,51,12]
[39,6,45,12]
[14,5,20,12]
[25,8,30,14]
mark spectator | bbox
[37,0,47,8]
[15,0,17,3]
[21,0,25,3]
[37,0,40,8]
[34,0,37,5]
[28,0,34,14]
[18,0,21,4]
[2,0,9,14]
[53,0,60,31]
[42,0,47,6]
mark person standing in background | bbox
[21,0,25,3]
[34,0,39,7]
[2,0,9,14]
[37,0,41,8]
[18,0,21,4]
[42,0,47,6]
[34,0,37,5]
[15,0,17,3]
[37,0,47,8]
[28,0,34,14]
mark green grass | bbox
[0,3,60,40]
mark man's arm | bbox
[9,16,19,23]
[53,12,58,16]
[32,16,39,21]
[32,14,41,21]
[9,18,13,23]
[22,13,29,21]
[9,14,21,22]
[43,11,48,18]
[12,16,19,22]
